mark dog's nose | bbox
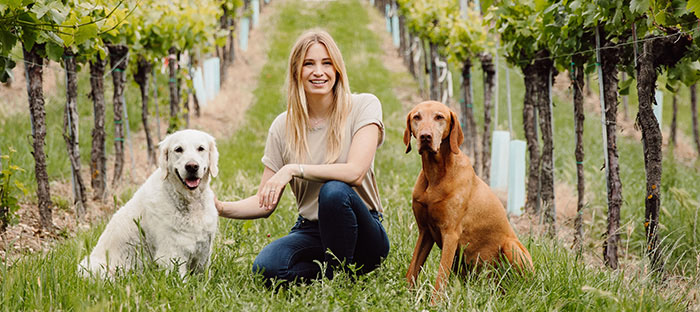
[185,162,199,173]
[419,133,432,143]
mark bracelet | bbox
[298,164,304,179]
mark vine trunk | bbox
[23,43,53,230]
[89,54,108,201]
[62,50,86,217]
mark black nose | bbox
[185,162,199,173]
[419,133,432,143]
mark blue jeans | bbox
[252,181,390,284]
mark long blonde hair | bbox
[285,29,351,163]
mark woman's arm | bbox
[216,166,285,219]
[300,123,380,185]
[258,124,380,210]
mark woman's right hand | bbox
[259,165,293,211]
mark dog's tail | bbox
[503,239,534,273]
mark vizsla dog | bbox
[403,101,533,302]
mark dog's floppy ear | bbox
[158,135,171,179]
[449,110,463,154]
[403,111,413,154]
[208,136,219,178]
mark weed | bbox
[0,147,28,232]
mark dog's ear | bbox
[208,136,219,178]
[403,111,413,154]
[449,110,463,154]
[158,135,170,179]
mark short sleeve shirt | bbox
[261,93,384,221]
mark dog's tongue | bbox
[185,178,201,188]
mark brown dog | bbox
[403,101,533,302]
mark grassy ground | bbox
[1,0,699,310]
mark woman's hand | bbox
[214,196,224,216]
[259,164,295,211]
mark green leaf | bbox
[97,46,107,60]
[74,22,97,46]
[47,2,69,25]
[534,0,549,12]
[654,9,666,25]
[0,58,16,83]
[7,0,23,10]
[14,181,27,194]
[30,2,50,19]
[6,196,17,207]
[22,28,38,52]
[45,42,63,61]
[0,30,17,53]
[44,30,64,46]
[630,0,650,14]
[569,0,582,11]
[689,0,700,18]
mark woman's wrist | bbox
[286,163,304,179]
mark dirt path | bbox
[0,4,277,263]
[189,7,276,138]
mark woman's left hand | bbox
[214,195,224,216]
[259,164,294,211]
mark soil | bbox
[0,4,276,264]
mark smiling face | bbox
[158,130,219,191]
[300,43,337,98]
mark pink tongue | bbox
[185,178,201,188]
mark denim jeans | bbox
[252,181,390,284]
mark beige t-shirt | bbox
[261,93,385,221]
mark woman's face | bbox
[301,43,337,98]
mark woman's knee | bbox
[318,181,353,209]
[252,247,283,280]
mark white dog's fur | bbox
[78,129,219,278]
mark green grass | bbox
[1,0,699,310]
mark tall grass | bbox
[1,0,697,310]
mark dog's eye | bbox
[174,147,183,153]
[412,114,421,121]
[197,146,205,152]
[435,115,445,120]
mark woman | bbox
[216,29,390,284]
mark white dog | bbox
[78,129,219,278]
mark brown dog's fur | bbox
[403,101,533,302]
